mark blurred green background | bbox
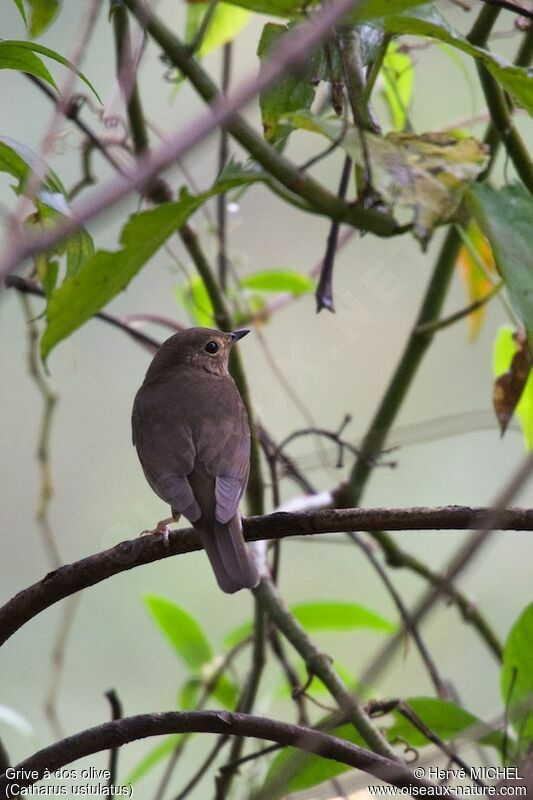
[1,0,532,795]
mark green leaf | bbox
[10,0,27,25]
[0,41,58,90]
[380,42,413,131]
[221,0,426,22]
[175,275,215,327]
[501,604,533,745]
[241,270,314,296]
[27,0,61,37]
[0,40,100,101]
[387,698,504,753]
[290,601,395,632]
[0,136,65,199]
[198,3,250,56]
[466,184,533,348]
[211,672,239,709]
[124,735,182,785]
[288,112,488,244]
[0,137,93,296]
[493,328,533,450]
[144,595,213,671]
[381,5,533,116]
[179,677,200,710]
[179,666,238,709]
[225,601,394,647]
[258,24,316,145]
[259,724,366,800]
[40,190,206,360]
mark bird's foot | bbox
[140,517,175,547]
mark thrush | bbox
[132,327,259,593]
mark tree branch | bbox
[254,576,397,759]
[0,711,455,798]
[1,505,531,648]
[0,0,399,289]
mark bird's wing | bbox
[132,383,201,522]
[196,379,251,525]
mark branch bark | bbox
[0,0,398,289]
[1,505,531,647]
[0,710,457,799]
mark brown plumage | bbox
[132,327,259,593]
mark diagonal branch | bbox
[0,0,398,289]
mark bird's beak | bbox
[230,329,250,343]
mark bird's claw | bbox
[140,518,173,548]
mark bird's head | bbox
[147,327,250,379]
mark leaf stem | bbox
[467,5,533,192]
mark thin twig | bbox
[415,282,503,335]
[217,43,232,292]
[316,155,353,313]
[105,690,123,789]
[20,294,76,739]
[397,702,486,788]
[0,0,399,288]
[349,532,451,700]
[7,0,102,242]
[7,276,160,354]
[215,603,267,798]
[361,452,533,686]
[174,737,228,800]
[153,637,251,800]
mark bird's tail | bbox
[197,515,259,594]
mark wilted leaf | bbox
[241,270,315,296]
[382,5,533,116]
[380,42,413,131]
[493,328,533,450]
[289,112,488,244]
[144,595,213,670]
[0,40,100,100]
[467,184,533,349]
[456,222,496,340]
[26,0,61,37]
[387,698,504,752]
[501,604,533,746]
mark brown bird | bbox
[132,327,259,593]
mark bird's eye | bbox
[205,341,219,354]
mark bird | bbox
[132,327,260,593]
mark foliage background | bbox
[0,0,532,795]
